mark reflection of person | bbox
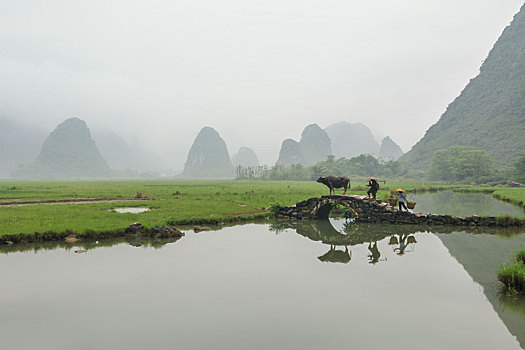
[397,189,408,211]
[394,234,416,255]
[368,241,381,264]
[366,177,384,200]
[394,234,408,255]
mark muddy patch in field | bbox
[113,208,151,214]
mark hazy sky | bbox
[1,0,523,169]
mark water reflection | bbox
[436,230,525,348]
[0,235,182,255]
[318,245,351,263]
[1,221,524,349]
[411,191,525,217]
[270,220,422,263]
[390,233,417,256]
[113,207,150,214]
[499,294,525,321]
[368,241,382,264]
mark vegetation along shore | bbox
[1,179,524,244]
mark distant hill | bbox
[276,122,405,166]
[402,4,525,172]
[277,124,332,166]
[231,147,259,167]
[93,130,166,173]
[0,118,47,178]
[182,127,235,178]
[277,139,303,167]
[92,129,135,170]
[324,122,379,159]
[299,124,332,166]
[379,136,404,161]
[15,118,110,179]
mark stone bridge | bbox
[275,195,511,227]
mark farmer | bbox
[396,188,408,211]
[366,177,385,200]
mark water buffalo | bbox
[316,175,350,195]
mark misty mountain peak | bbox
[379,136,404,161]
[232,147,259,167]
[324,121,380,159]
[182,126,234,178]
[277,139,303,167]
[299,124,332,166]
[20,117,111,178]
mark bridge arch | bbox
[276,194,396,222]
[313,198,359,220]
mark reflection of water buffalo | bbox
[316,176,350,195]
[318,245,351,264]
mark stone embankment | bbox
[276,195,523,227]
[125,223,185,238]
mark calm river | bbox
[410,191,525,217]
[1,193,525,349]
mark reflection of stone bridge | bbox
[269,220,421,264]
[276,195,506,226]
[270,220,422,247]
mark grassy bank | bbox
[0,180,326,238]
[0,179,523,240]
[498,248,525,295]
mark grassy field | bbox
[0,179,524,238]
[0,180,327,237]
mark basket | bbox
[389,236,399,245]
[388,198,398,206]
[407,202,416,209]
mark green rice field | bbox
[0,179,524,237]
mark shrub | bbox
[514,152,525,183]
[269,204,285,216]
[516,248,525,265]
[497,263,525,294]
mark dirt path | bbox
[0,198,153,207]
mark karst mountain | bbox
[18,118,111,179]
[183,127,235,178]
[231,147,259,168]
[402,3,525,172]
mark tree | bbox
[514,152,525,182]
[431,146,492,182]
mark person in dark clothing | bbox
[366,177,385,200]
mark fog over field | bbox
[1,0,523,170]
